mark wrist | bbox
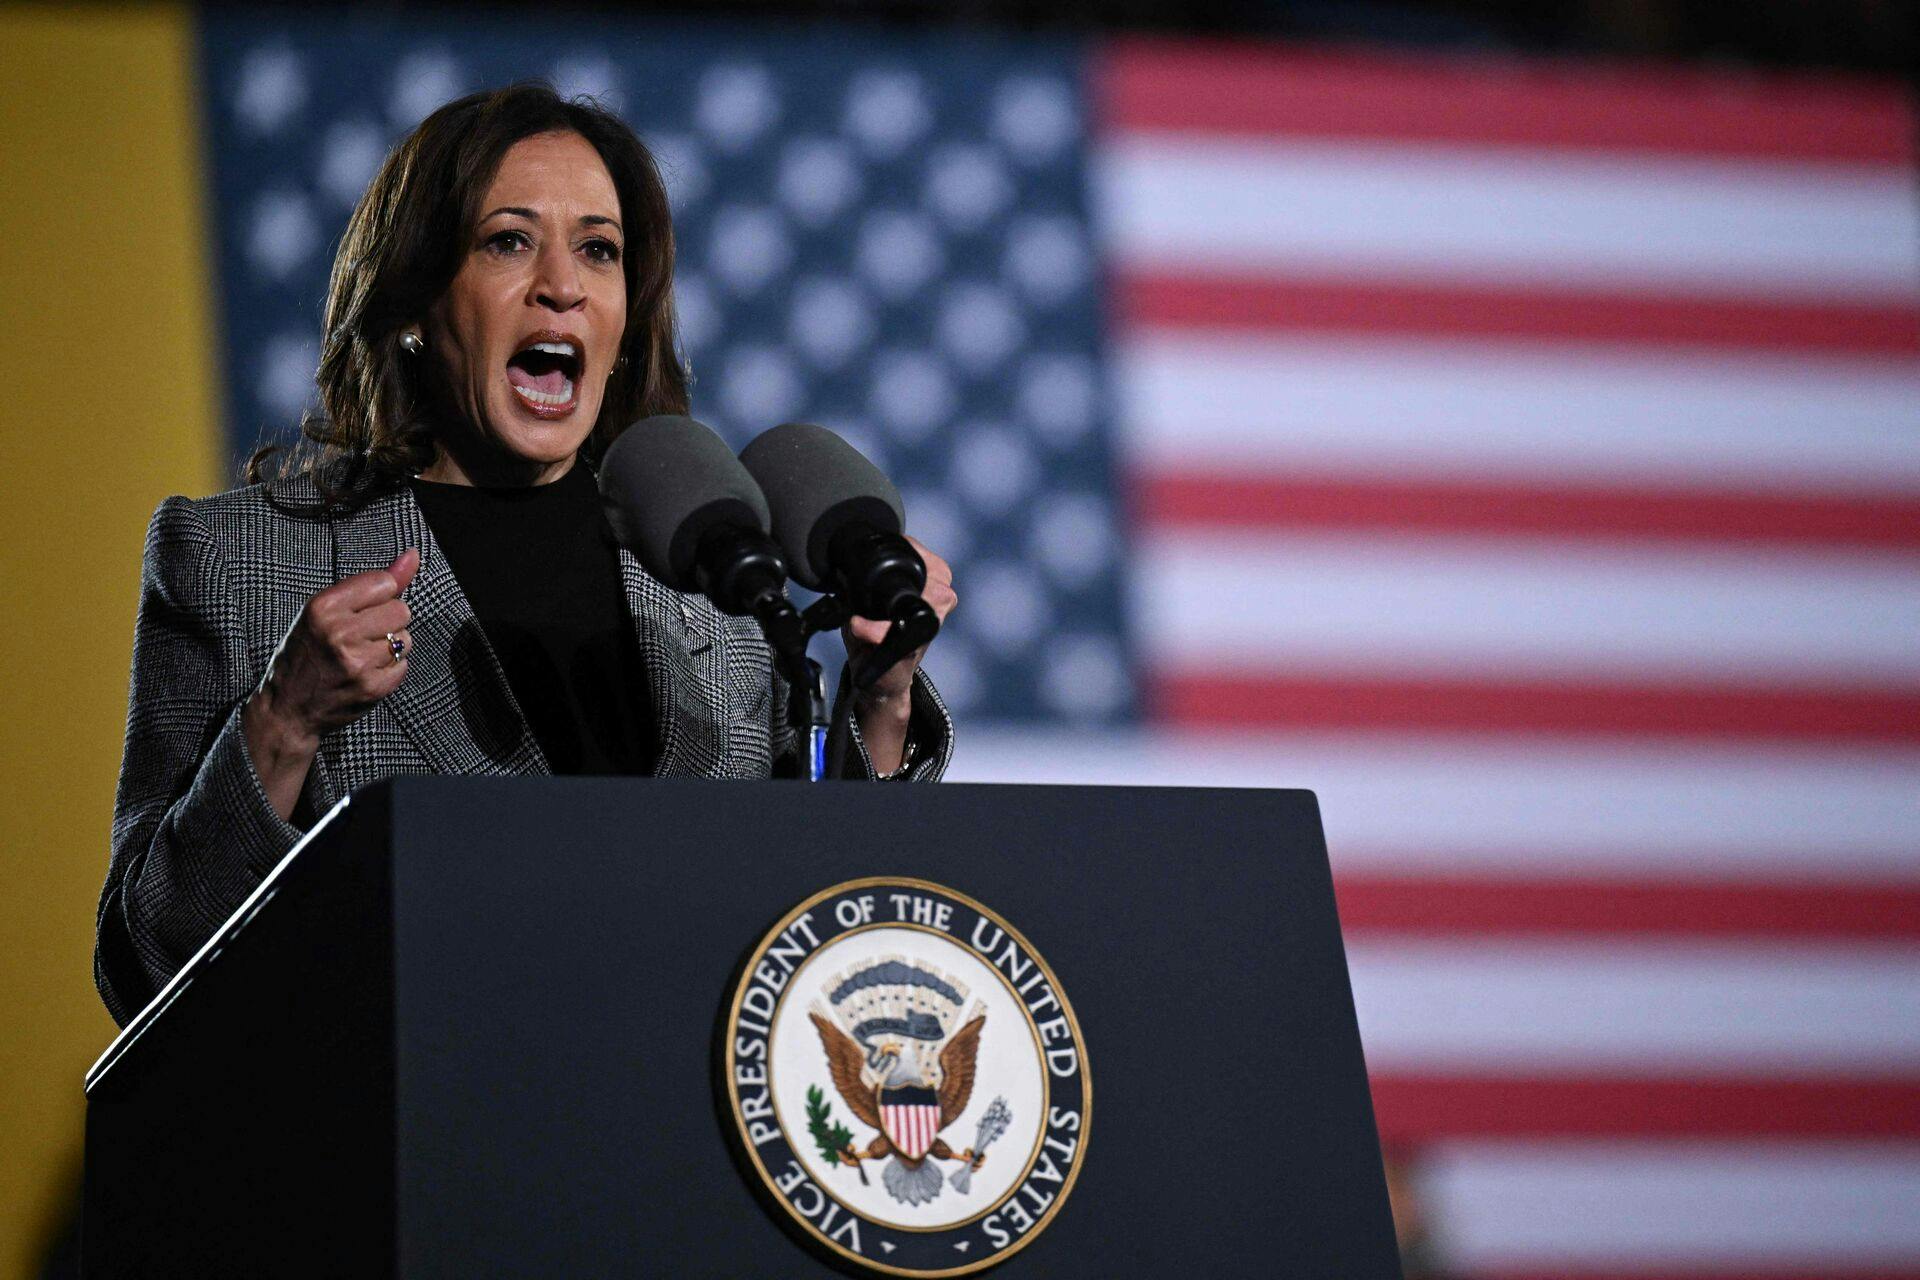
[852,683,913,728]
[853,682,913,776]
[243,682,319,760]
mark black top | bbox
[411,465,654,776]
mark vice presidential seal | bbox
[725,878,1090,1276]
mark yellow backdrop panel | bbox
[0,5,221,1274]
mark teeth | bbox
[513,377,575,407]
[528,340,578,358]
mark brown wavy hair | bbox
[249,82,689,503]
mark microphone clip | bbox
[797,592,941,691]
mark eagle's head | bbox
[870,1040,922,1089]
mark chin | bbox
[491,397,600,463]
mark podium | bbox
[83,778,1399,1278]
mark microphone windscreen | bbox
[738,423,904,590]
[599,415,772,591]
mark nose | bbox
[529,239,585,312]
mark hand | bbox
[242,549,419,818]
[844,537,956,773]
[842,536,957,702]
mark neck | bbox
[416,445,576,488]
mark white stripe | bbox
[1348,939,1920,1072]
[1118,333,1920,494]
[1425,1140,1920,1267]
[942,728,1920,879]
[1097,136,1920,297]
[1136,531,1920,683]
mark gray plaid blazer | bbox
[96,472,952,1025]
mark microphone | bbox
[738,422,939,687]
[597,416,799,656]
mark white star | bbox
[387,50,465,130]
[870,351,957,442]
[1016,353,1099,447]
[856,210,945,301]
[1004,213,1091,305]
[924,143,1013,232]
[707,205,793,296]
[936,283,1026,375]
[697,63,780,153]
[718,346,805,431]
[257,332,320,422]
[789,278,877,370]
[777,136,863,227]
[965,562,1051,658]
[1042,635,1129,719]
[1029,493,1113,587]
[318,118,387,208]
[951,423,1038,518]
[233,45,306,136]
[990,75,1077,165]
[246,190,319,281]
[843,68,931,159]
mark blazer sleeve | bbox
[95,497,305,1026]
[770,660,954,782]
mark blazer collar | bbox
[328,481,721,782]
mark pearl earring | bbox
[399,331,424,355]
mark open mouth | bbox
[506,337,583,415]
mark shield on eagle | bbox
[879,1084,943,1161]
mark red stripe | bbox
[1100,39,1917,164]
[1335,876,1920,940]
[1118,273,1920,357]
[1371,1074,1920,1140]
[1152,672,1920,741]
[1133,472,1920,552]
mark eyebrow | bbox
[480,205,623,235]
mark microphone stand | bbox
[755,582,942,781]
[746,593,829,782]
[688,527,829,781]
[793,593,941,778]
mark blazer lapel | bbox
[331,486,550,782]
[617,549,725,777]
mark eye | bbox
[583,238,622,264]
[485,229,530,254]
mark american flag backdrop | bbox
[200,12,1920,1276]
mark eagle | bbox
[809,1009,988,1206]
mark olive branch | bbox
[806,1085,868,1184]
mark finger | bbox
[326,565,405,611]
[362,645,410,700]
[360,627,411,672]
[389,547,421,594]
[355,598,412,639]
[923,579,958,622]
[905,536,952,587]
[845,615,889,647]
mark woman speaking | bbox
[95,84,957,1026]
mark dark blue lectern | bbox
[83,778,1398,1278]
